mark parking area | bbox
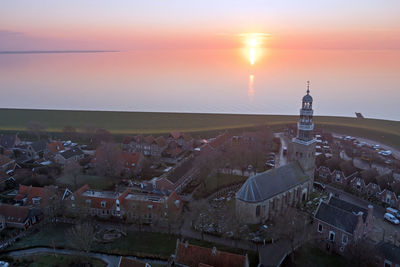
[370,217,400,244]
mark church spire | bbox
[306,81,310,94]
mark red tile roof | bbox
[155,136,167,147]
[121,152,142,171]
[209,132,230,149]
[14,185,57,206]
[0,204,30,224]
[175,242,247,267]
[48,141,65,154]
[144,135,156,145]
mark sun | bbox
[248,38,258,47]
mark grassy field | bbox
[6,223,256,264]
[8,254,106,267]
[1,108,400,148]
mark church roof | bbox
[236,161,309,203]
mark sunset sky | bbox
[1,0,400,51]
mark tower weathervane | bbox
[306,81,310,94]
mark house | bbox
[27,140,48,159]
[377,189,398,207]
[117,257,151,267]
[331,170,347,185]
[0,155,16,172]
[376,242,400,267]
[316,166,331,181]
[14,185,58,209]
[0,134,20,151]
[170,239,249,267]
[48,141,65,154]
[125,135,168,157]
[121,152,144,174]
[54,148,84,165]
[314,196,374,254]
[70,184,182,224]
[365,183,381,197]
[349,177,366,194]
[0,204,43,230]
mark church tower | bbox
[292,81,316,179]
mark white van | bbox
[386,207,400,218]
[384,213,400,225]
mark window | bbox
[318,223,323,233]
[256,205,261,217]
[101,201,106,208]
[86,199,91,205]
[342,234,348,245]
[329,231,335,242]
[384,260,392,267]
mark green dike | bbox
[0,108,399,148]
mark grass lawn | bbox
[7,223,176,259]
[1,109,400,149]
[56,174,118,190]
[195,173,247,199]
[283,243,347,267]
[10,254,106,267]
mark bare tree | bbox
[94,143,123,177]
[27,121,46,140]
[62,125,77,140]
[345,241,378,267]
[67,221,96,253]
[64,161,82,190]
[273,208,311,263]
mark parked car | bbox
[386,207,400,219]
[384,213,400,225]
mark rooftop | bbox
[236,161,309,203]
[82,190,121,199]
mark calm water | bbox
[0,49,399,120]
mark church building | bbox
[235,83,316,224]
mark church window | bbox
[329,231,335,242]
[256,205,261,217]
[318,223,323,233]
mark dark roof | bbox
[30,139,48,152]
[328,196,368,221]
[60,148,84,159]
[236,161,309,202]
[377,242,400,264]
[315,202,360,234]
[0,135,17,149]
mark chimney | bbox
[357,211,364,224]
[367,205,374,217]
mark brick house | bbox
[376,242,400,267]
[124,135,168,157]
[314,196,374,254]
[365,183,382,197]
[69,184,182,224]
[377,189,398,207]
[331,170,347,185]
[27,139,49,160]
[54,148,84,165]
[0,204,43,230]
[316,166,331,181]
[170,239,249,267]
[121,151,144,175]
[349,177,366,194]
[0,155,16,172]
[14,185,58,209]
[47,141,65,155]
